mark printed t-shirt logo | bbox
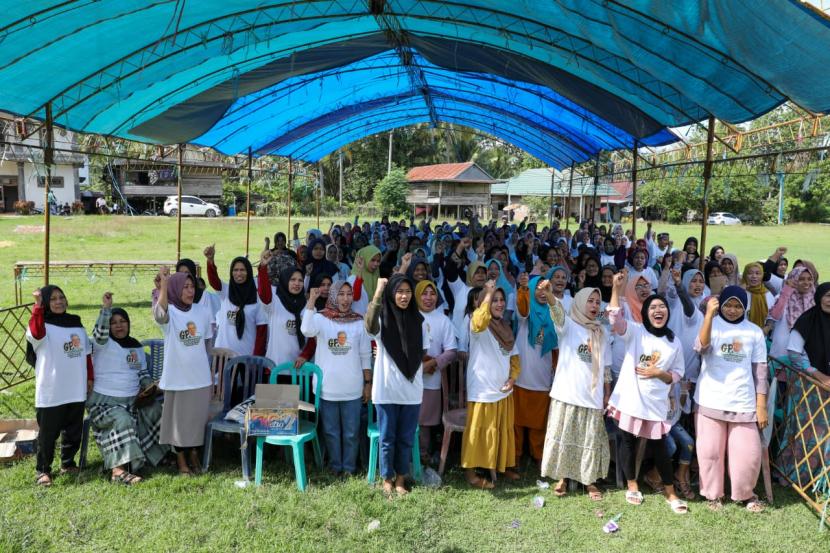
[125,349,142,369]
[63,334,83,358]
[327,331,352,355]
[226,309,238,323]
[576,338,593,363]
[638,350,662,370]
[285,319,297,336]
[535,329,545,346]
[178,321,202,346]
[719,339,746,363]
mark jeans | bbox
[319,398,362,474]
[376,403,420,480]
[665,423,695,464]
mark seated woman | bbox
[89,292,169,484]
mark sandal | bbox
[743,496,765,513]
[500,470,521,481]
[553,480,567,497]
[625,490,644,506]
[674,479,695,500]
[706,498,723,512]
[667,498,688,514]
[111,472,142,486]
[586,484,603,501]
[35,472,52,487]
[643,473,665,494]
[59,465,80,476]
[466,475,495,490]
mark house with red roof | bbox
[405,162,501,219]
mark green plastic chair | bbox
[366,400,422,483]
[253,361,323,490]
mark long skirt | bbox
[461,394,515,472]
[540,398,609,485]
[159,386,211,449]
[87,391,169,470]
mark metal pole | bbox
[43,102,54,285]
[549,167,555,228]
[387,131,393,175]
[338,150,343,208]
[699,115,716,271]
[317,162,323,229]
[287,156,293,237]
[176,144,183,261]
[591,154,600,223]
[631,140,639,238]
[316,171,321,229]
[565,161,575,231]
[245,146,252,257]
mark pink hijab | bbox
[786,264,819,328]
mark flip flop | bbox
[35,472,52,487]
[706,498,723,512]
[744,497,765,513]
[667,499,688,514]
[625,490,644,506]
[111,472,142,486]
[586,485,603,501]
[466,476,495,490]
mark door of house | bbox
[2,185,19,212]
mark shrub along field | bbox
[0,215,828,552]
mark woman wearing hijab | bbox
[788,282,830,381]
[544,265,573,312]
[204,246,267,356]
[306,238,339,285]
[741,262,775,332]
[326,244,350,280]
[485,258,516,313]
[720,254,741,287]
[606,270,687,513]
[513,274,557,467]
[415,280,457,463]
[540,284,611,500]
[89,293,169,484]
[694,286,769,512]
[446,241,488,337]
[26,285,92,486]
[623,275,652,324]
[709,245,725,263]
[349,245,382,315]
[300,279,372,477]
[154,267,215,476]
[257,251,307,378]
[365,274,428,495]
[769,263,819,360]
[461,280,521,489]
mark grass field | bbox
[0,215,829,552]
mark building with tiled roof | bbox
[405,162,501,219]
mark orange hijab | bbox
[624,276,649,323]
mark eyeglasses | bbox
[635,283,651,290]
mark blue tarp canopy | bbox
[1,1,829,167]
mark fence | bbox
[771,359,830,516]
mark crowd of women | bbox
[26,215,830,514]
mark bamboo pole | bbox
[631,140,639,237]
[245,147,252,257]
[699,115,716,271]
[43,102,53,285]
[549,167,555,229]
[287,156,293,237]
[591,154,600,223]
[565,161,575,231]
[176,144,183,261]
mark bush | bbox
[13,200,34,215]
[373,167,409,215]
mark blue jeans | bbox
[319,398,362,474]
[376,403,420,480]
[665,423,695,464]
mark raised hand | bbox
[102,291,113,309]
[203,243,216,261]
[538,279,552,294]
[518,272,529,289]
[671,269,681,286]
[260,248,273,266]
[374,277,389,300]
[475,243,485,259]
[293,222,301,231]
[308,287,321,305]
[158,265,171,284]
[354,254,365,272]
[32,288,42,302]
[264,236,271,250]
[483,279,496,297]
[612,269,627,291]
[705,297,720,319]
[578,270,586,287]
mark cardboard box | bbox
[245,384,315,437]
[0,419,39,462]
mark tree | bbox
[373,167,409,216]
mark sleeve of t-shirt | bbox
[359,328,372,370]
[300,309,320,338]
[669,345,685,380]
[441,319,458,352]
[422,324,431,353]
[786,329,805,354]
[751,328,768,364]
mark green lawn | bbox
[0,215,829,552]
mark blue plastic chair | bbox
[142,339,165,382]
[366,400,422,484]
[254,361,323,490]
[202,355,274,480]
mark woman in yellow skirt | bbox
[461,280,521,489]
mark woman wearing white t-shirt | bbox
[414,280,457,462]
[540,285,611,500]
[513,274,557,466]
[26,285,92,487]
[606,269,687,513]
[768,264,818,360]
[365,274,429,496]
[694,286,769,513]
[257,251,307,377]
[89,295,169,485]
[300,280,371,476]
[545,265,573,312]
[461,280,521,489]
[154,268,215,476]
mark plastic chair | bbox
[438,357,467,475]
[142,339,165,382]
[366,400,422,483]
[208,347,239,417]
[254,362,323,491]
[202,355,273,480]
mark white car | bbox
[707,212,741,225]
[163,195,221,217]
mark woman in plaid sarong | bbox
[88,294,169,484]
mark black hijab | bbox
[176,258,204,303]
[793,282,830,376]
[380,274,424,382]
[641,294,674,342]
[306,238,339,282]
[109,307,143,349]
[228,257,258,340]
[310,272,333,311]
[276,267,306,348]
[26,285,83,367]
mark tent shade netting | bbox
[1,0,830,167]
